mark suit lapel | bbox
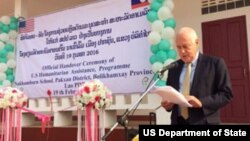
[174,60,184,91]
[190,53,204,95]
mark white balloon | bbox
[2,80,11,87]
[0,16,11,25]
[163,0,175,11]
[159,58,175,80]
[0,41,5,50]
[0,72,7,80]
[164,58,175,66]
[158,7,172,20]
[140,0,146,2]
[7,59,16,68]
[161,27,175,40]
[161,70,169,81]
[0,33,10,42]
[152,62,163,73]
[169,38,175,47]
[8,30,18,39]
[7,39,16,47]
[0,63,8,72]
[7,52,16,59]
[148,21,153,27]
[152,20,165,33]
[148,31,161,45]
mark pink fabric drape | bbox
[0,108,21,141]
[85,105,98,141]
[18,106,50,134]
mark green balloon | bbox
[167,49,177,59]
[10,16,18,23]
[156,51,167,62]
[2,25,10,33]
[150,1,162,11]
[5,68,14,75]
[0,80,2,85]
[149,55,158,64]
[156,0,164,3]
[153,74,158,80]
[156,80,166,86]
[164,18,176,28]
[9,22,18,30]
[146,11,158,23]
[150,45,159,54]
[0,58,7,63]
[5,44,14,52]
[0,22,4,29]
[158,39,170,51]
[0,49,8,58]
[7,74,15,82]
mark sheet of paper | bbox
[151,86,192,107]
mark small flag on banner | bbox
[131,0,149,9]
[19,18,35,33]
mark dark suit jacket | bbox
[167,53,233,125]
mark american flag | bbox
[19,18,35,33]
[131,0,149,9]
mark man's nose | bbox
[179,48,186,54]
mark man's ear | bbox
[195,38,199,45]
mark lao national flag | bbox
[131,0,149,9]
[19,18,35,33]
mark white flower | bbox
[0,87,28,109]
[74,79,112,110]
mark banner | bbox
[15,0,153,98]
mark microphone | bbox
[158,61,178,74]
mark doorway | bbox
[202,15,250,123]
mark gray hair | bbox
[177,27,198,43]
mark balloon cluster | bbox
[147,0,177,86]
[0,16,18,87]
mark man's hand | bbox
[161,100,174,111]
[185,95,202,108]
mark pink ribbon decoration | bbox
[9,109,13,141]
[99,109,105,140]
[0,108,20,141]
[0,106,50,141]
[0,107,50,141]
[18,106,51,134]
[4,108,9,141]
[0,109,5,141]
[77,109,82,141]
[16,109,22,141]
[85,105,98,141]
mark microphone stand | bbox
[102,72,164,141]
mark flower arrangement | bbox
[0,87,28,109]
[75,79,112,110]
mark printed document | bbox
[152,86,192,107]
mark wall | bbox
[174,0,250,66]
[0,0,15,16]
[25,0,94,17]
[0,0,94,17]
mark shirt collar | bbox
[192,52,199,67]
[185,52,199,68]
